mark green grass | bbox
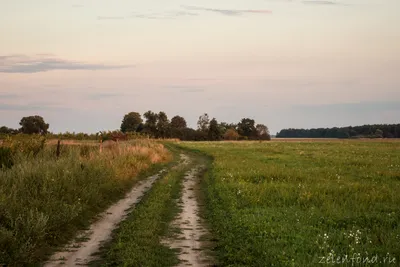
[179,140,400,266]
[98,147,197,267]
[0,138,171,266]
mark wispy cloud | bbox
[181,88,206,93]
[163,85,206,93]
[294,101,400,112]
[302,1,343,5]
[0,103,70,111]
[130,11,198,20]
[182,6,272,16]
[97,16,125,20]
[86,93,124,100]
[0,94,20,99]
[0,54,133,73]
[186,78,218,81]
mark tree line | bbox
[276,124,400,139]
[0,113,271,141]
[120,111,271,141]
[0,116,49,135]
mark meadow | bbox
[0,136,171,265]
[179,140,400,266]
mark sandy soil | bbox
[163,162,214,267]
[44,170,164,267]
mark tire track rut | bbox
[44,170,164,266]
[163,155,214,267]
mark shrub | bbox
[3,135,46,157]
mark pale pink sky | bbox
[1,0,399,133]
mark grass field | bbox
[1,137,399,266]
[179,140,400,266]
[0,137,171,266]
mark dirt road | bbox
[163,158,214,267]
[44,153,213,267]
[44,170,164,267]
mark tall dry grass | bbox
[0,138,171,266]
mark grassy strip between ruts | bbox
[94,145,193,267]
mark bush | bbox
[3,135,46,157]
[223,128,240,140]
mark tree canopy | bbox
[171,116,187,129]
[256,124,271,140]
[156,112,170,138]
[19,116,49,134]
[237,118,257,139]
[120,112,143,133]
[208,118,222,141]
[0,126,18,135]
[143,111,158,137]
[276,124,400,139]
[197,113,210,133]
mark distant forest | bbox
[276,124,400,139]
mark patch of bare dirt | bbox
[44,171,164,267]
[163,163,214,267]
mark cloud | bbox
[186,78,218,81]
[302,1,342,5]
[182,6,272,16]
[0,103,70,111]
[163,85,206,93]
[294,101,400,112]
[86,93,124,100]
[181,88,205,93]
[0,94,20,99]
[0,54,133,73]
[97,16,125,20]
[130,11,198,20]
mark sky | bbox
[0,0,399,134]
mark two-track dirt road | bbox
[44,153,213,267]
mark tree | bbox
[223,128,240,140]
[0,126,18,134]
[120,112,143,133]
[208,118,222,141]
[156,111,170,138]
[237,118,256,139]
[19,115,49,134]
[197,113,210,132]
[170,116,187,129]
[256,124,271,140]
[143,110,158,137]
